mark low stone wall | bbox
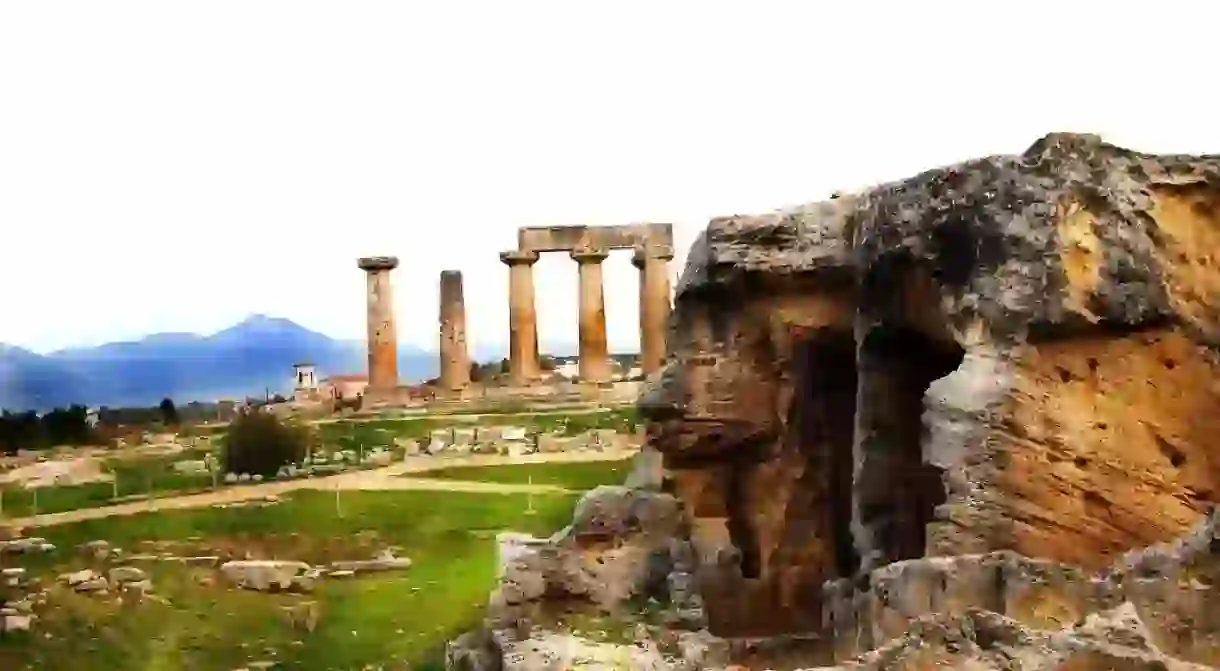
[400,426,639,458]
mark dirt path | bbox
[4,449,635,529]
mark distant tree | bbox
[469,361,483,382]
[271,394,287,404]
[222,410,311,477]
[159,398,180,426]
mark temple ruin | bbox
[499,223,674,384]
[354,224,674,405]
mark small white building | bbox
[293,362,318,392]
[292,362,321,402]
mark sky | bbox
[2,1,1217,355]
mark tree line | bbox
[0,406,100,455]
[0,398,189,455]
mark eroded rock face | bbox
[641,133,1220,639]
[451,134,1220,670]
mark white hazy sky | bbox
[2,2,1217,354]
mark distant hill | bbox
[0,315,437,411]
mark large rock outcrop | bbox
[642,133,1220,640]
[450,133,1220,669]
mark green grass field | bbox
[422,458,633,491]
[0,449,217,518]
[0,409,637,519]
[0,488,588,670]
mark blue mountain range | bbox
[0,315,440,411]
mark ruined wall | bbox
[641,133,1220,639]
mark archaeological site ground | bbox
[7,132,1220,670]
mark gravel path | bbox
[3,449,635,529]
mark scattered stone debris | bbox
[328,549,412,574]
[218,560,313,592]
[0,537,55,555]
[108,566,146,584]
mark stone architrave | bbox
[632,244,674,377]
[439,270,471,391]
[571,245,611,383]
[500,250,541,385]
[357,256,399,395]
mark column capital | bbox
[571,245,609,264]
[358,256,399,272]
[499,249,540,266]
[631,244,674,268]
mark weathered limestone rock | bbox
[452,134,1220,670]
[638,133,1220,640]
[810,604,1205,671]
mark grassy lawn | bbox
[0,450,217,518]
[0,409,637,519]
[421,458,633,491]
[0,489,580,670]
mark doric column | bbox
[500,250,540,385]
[438,270,471,391]
[571,245,611,383]
[632,244,674,377]
[357,256,399,396]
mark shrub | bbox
[222,410,311,477]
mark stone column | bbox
[572,245,611,383]
[500,250,540,385]
[632,244,674,377]
[357,256,399,397]
[438,270,471,391]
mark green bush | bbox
[222,411,311,477]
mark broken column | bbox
[571,245,611,383]
[438,269,471,391]
[357,256,399,397]
[500,250,540,385]
[632,244,673,377]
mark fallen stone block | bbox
[61,569,98,586]
[1,613,33,633]
[74,577,109,593]
[219,560,312,592]
[108,566,147,584]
